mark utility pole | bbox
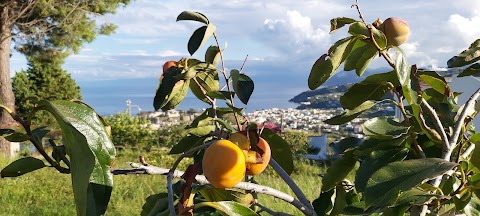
[126,99,141,116]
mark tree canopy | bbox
[0,0,131,156]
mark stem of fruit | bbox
[213,32,242,131]
[113,162,317,216]
[167,141,215,216]
[269,158,315,212]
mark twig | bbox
[213,32,242,131]
[354,0,396,69]
[269,159,315,212]
[351,0,366,23]
[421,87,480,216]
[421,98,450,149]
[48,139,71,168]
[411,138,426,159]
[192,77,215,105]
[395,92,410,125]
[111,162,316,216]
[253,202,293,216]
[11,114,70,174]
[239,55,249,73]
[461,144,475,159]
[449,87,480,148]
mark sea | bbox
[77,74,480,128]
[77,78,302,116]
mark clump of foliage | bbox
[13,55,81,127]
[281,130,312,155]
[105,113,160,148]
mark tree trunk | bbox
[0,4,14,157]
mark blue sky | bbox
[9,0,480,81]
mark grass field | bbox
[0,149,329,215]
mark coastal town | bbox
[139,104,396,139]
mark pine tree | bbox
[0,0,131,156]
[12,54,82,126]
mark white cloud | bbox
[447,13,480,44]
[259,10,331,57]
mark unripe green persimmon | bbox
[380,17,410,47]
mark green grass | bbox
[0,150,327,215]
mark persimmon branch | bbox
[449,87,480,149]
[351,0,366,23]
[11,113,70,174]
[111,162,316,216]
[422,87,480,216]
[213,32,242,131]
[269,159,315,212]
[421,98,450,150]
[48,139,71,168]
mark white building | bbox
[303,135,329,160]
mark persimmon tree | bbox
[1,1,480,216]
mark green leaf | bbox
[447,39,480,68]
[340,82,394,109]
[470,133,480,169]
[362,117,410,139]
[170,135,207,154]
[362,70,400,86]
[261,128,294,175]
[187,125,215,137]
[464,194,480,216]
[355,148,409,192]
[328,36,357,67]
[330,17,357,33]
[140,193,169,216]
[31,126,50,141]
[418,74,448,95]
[325,100,378,125]
[348,22,387,49]
[160,79,190,111]
[190,70,220,104]
[52,145,67,163]
[176,11,209,24]
[184,61,217,80]
[330,185,347,216]
[364,158,457,207]
[195,201,257,216]
[454,190,472,211]
[458,63,480,77]
[205,45,221,66]
[199,188,254,206]
[32,100,115,216]
[308,36,357,90]
[188,24,216,56]
[206,91,234,100]
[321,152,357,191]
[312,189,335,215]
[394,188,435,206]
[153,67,185,110]
[231,70,254,105]
[3,132,30,142]
[394,47,410,86]
[355,46,378,76]
[344,42,377,75]
[1,157,46,177]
